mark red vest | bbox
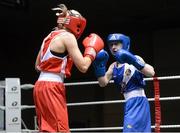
[37,30,73,78]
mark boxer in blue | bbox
[93,33,155,132]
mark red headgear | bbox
[52,4,86,39]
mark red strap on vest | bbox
[153,77,161,133]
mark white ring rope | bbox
[67,96,180,106]
[71,124,180,131]
[65,75,180,86]
[70,125,180,131]
[0,75,180,110]
[17,75,180,89]
[0,106,5,110]
[0,96,179,111]
[1,75,180,110]
[1,75,180,131]
[21,124,180,132]
[0,85,5,89]
[20,84,34,90]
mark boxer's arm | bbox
[35,50,41,72]
[135,55,155,77]
[97,62,114,87]
[62,32,92,73]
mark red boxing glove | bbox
[82,33,104,61]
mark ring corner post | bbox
[5,78,21,132]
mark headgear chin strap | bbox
[52,4,86,39]
[107,33,131,51]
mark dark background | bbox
[0,0,180,132]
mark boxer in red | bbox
[33,4,104,132]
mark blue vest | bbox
[112,63,146,93]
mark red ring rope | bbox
[153,77,161,133]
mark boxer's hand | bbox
[83,33,104,61]
[93,49,109,77]
[115,49,145,70]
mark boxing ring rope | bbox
[20,125,180,132]
[1,97,180,109]
[19,75,180,88]
[0,75,180,132]
[11,96,180,109]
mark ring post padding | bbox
[5,78,21,132]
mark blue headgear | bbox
[107,33,130,51]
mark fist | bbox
[93,49,109,77]
[83,33,104,61]
[95,49,109,63]
[115,49,145,70]
[83,33,104,53]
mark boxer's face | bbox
[109,42,123,55]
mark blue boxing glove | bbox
[93,49,109,77]
[114,49,145,70]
